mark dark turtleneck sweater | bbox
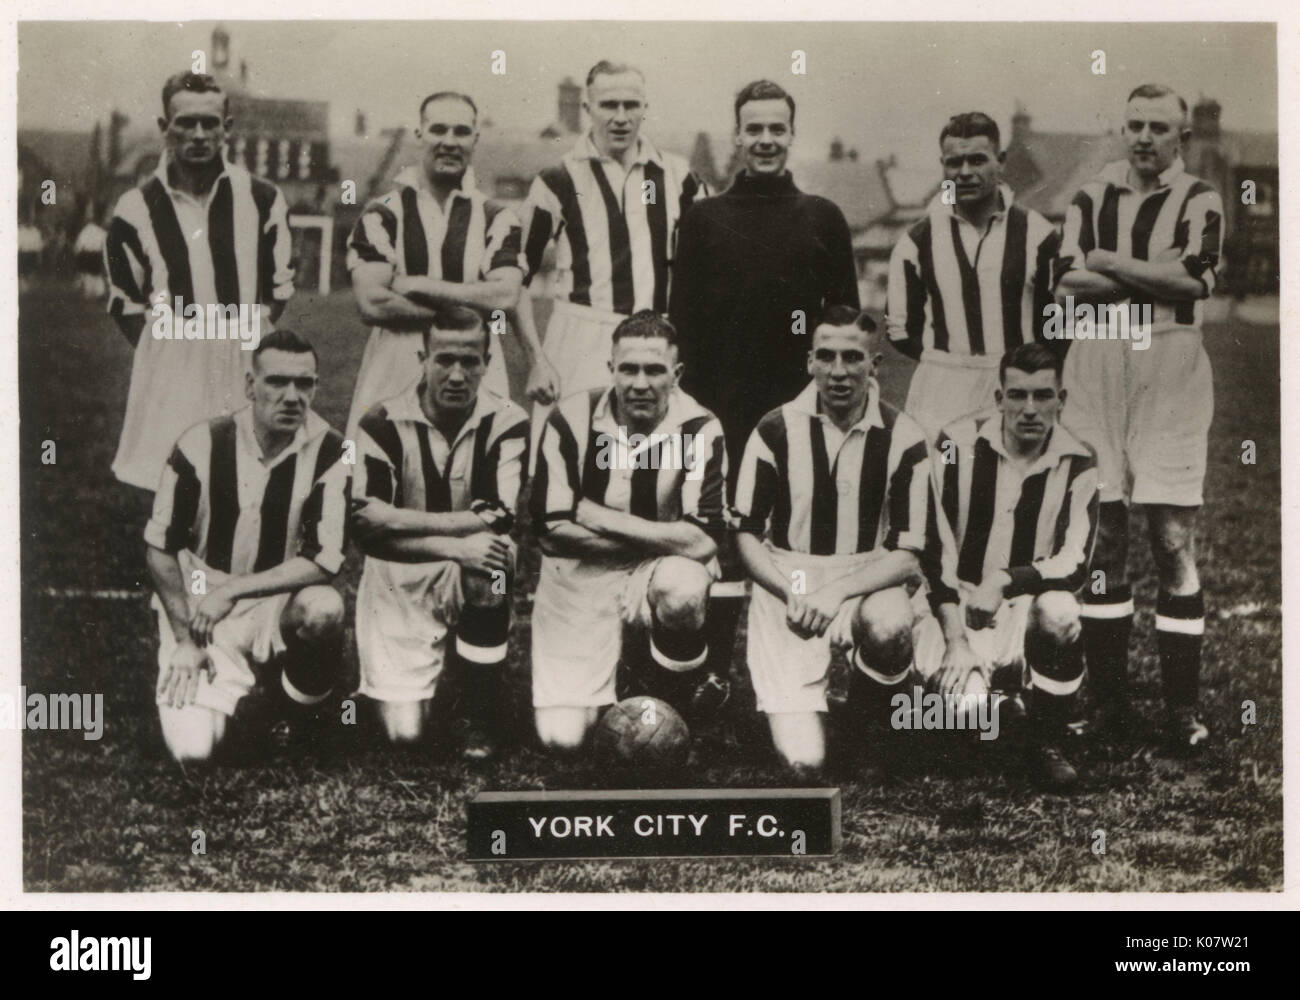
[669,169,859,461]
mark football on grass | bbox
[593,697,690,768]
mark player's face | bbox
[997,367,1064,448]
[418,98,478,181]
[423,326,488,414]
[1123,95,1186,179]
[736,99,794,176]
[609,336,680,430]
[159,90,230,168]
[940,134,1004,208]
[585,72,646,159]
[807,324,874,415]
[248,349,318,436]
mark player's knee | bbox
[1030,591,1081,647]
[647,557,711,631]
[767,713,826,770]
[852,589,914,660]
[535,707,596,750]
[159,707,225,764]
[463,566,510,609]
[379,702,428,746]
[284,586,344,643]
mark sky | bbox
[16,20,1277,200]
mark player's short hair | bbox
[817,304,878,334]
[423,304,490,355]
[1000,342,1062,384]
[734,80,796,128]
[419,91,478,124]
[585,60,645,90]
[253,328,318,368]
[940,111,1001,150]
[161,72,228,118]
[612,309,678,351]
[1126,83,1188,119]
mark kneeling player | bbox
[351,305,527,760]
[146,330,349,764]
[916,343,1099,790]
[732,306,930,776]
[530,311,729,750]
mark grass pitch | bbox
[19,283,1282,892]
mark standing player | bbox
[346,91,554,434]
[351,306,528,761]
[670,79,859,462]
[146,330,348,764]
[516,60,709,421]
[732,306,929,776]
[105,71,294,494]
[529,311,728,751]
[886,112,1061,440]
[916,343,1099,790]
[1053,84,1223,752]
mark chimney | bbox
[829,136,844,161]
[1192,98,1222,140]
[212,25,230,71]
[558,77,581,134]
[1011,103,1031,144]
[239,60,248,87]
[355,109,367,137]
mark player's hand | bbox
[965,574,1006,631]
[189,586,237,647]
[1085,249,1119,275]
[934,637,987,697]
[159,640,212,708]
[525,357,561,406]
[787,586,842,639]
[453,533,513,575]
[349,496,396,540]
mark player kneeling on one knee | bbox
[530,311,731,751]
[146,330,349,765]
[733,307,930,775]
[916,343,1099,790]
[350,306,528,761]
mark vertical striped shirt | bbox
[521,134,709,315]
[923,411,1099,612]
[887,185,1060,359]
[732,380,930,556]
[145,407,350,578]
[346,166,525,283]
[105,158,294,319]
[1053,158,1223,331]
[531,386,728,536]
[357,382,528,532]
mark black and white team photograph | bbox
[6,10,1288,908]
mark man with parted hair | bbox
[146,329,349,764]
[105,71,295,493]
[350,304,528,761]
[515,60,710,458]
[529,310,729,751]
[346,90,553,437]
[917,342,1099,790]
[732,305,929,777]
[886,111,1061,440]
[1053,83,1223,753]
[671,79,860,465]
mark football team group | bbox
[101,59,1223,792]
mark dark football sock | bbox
[1157,590,1204,710]
[455,602,510,731]
[1080,583,1133,707]
[848,653,910,728]
[1027,635,1085,741]
[279,630,341,709]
